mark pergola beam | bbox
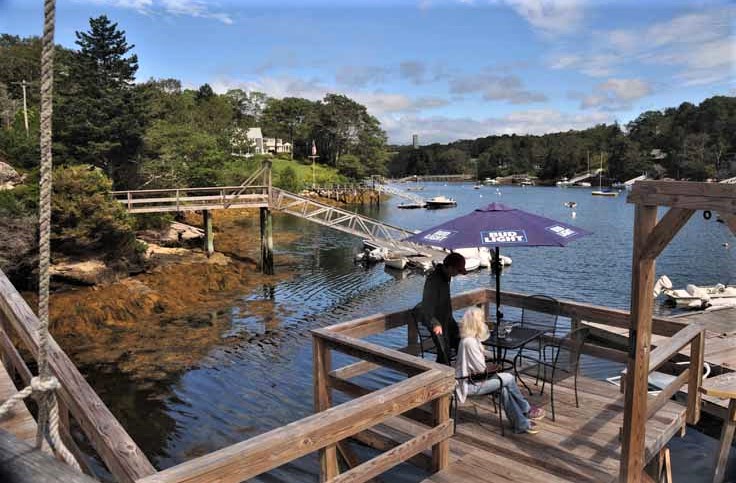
[640,208,695,261]
[628,181,736,212]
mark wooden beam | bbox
[137,370,454,483]
[620,204,659,483]
[314,337,339,481]
[647,322,705,373]
[628,181,736,212]
[431,395,450,472]
[0,270,156,482]
[640,208,694,261]
[713,401,736,483]
[329,421,452,483]
[0,429,99,483]
[686,331,705,425]
[646,369,689,420]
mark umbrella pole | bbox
[493,246,503,333]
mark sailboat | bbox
[591,153,618,197]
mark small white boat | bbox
[577,182,592,187]
[592,190,618,197]
[654,275,736,309]
[483,178,499,186]
[397,202,425,209]
[473,184,482,190]
[367,247,388,263]
[425,196,457,209]
[384,257,408,270]
[556,178,572,187]
[463,257,481,272]
[519,180,534,186]
[563,201,577,209]
[453,248,511,268]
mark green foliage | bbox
[51,165,136,258]
[54,15,144,185]
[277,166,300,192]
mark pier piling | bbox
[202,209,214,256]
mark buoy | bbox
[724,242,730,248]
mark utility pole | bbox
[13,80,30,136]
[309,139,319,188]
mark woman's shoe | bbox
[524,422,540,435]
[528,406,545,421]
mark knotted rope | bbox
[0,0,80,471]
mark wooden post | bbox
[313,336,339,481]
[686,331,704,425]
[620,204,658,483]
[202,209,214,257]
[431,395,450,472]
[260,208,274,275]
[407,316,419,356]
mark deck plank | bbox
[410,373,686,483]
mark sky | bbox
[1,0,734,144]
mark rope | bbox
[0,0,79,471]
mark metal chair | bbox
[516,294,561,385]
[514,326,590,421]
[409,309,505,435]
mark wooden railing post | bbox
[686,331,705,425]
[407,316,419,356]
[313,336,339,481]
[431,394,450,472]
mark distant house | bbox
[245,128,291,155]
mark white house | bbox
[232,127,292,156]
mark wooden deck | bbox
[0,360,38,446]
[417,374,686,483]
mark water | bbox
[84,184,736,481]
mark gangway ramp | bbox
[624,174,647,186]
[373,184,426,206]
[567,168,603,185]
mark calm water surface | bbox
[87,184,736,481]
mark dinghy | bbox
[654,275,736,309]
[384,257,408,270]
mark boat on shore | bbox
[425,196,457,209]
[384,257,408,270]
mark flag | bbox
[311,140,317,156]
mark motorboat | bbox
[591,190,618,197]
[453,247,511,269]
[654,275,736,309]
[577,182,592,187]
[483,178,499,186]
[563,201,577,209]
[519,179,534,186]
[425,196,457,209]
[397,202,425,209]
[384,257,408,270]
[473,184,482,190]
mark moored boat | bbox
[425,196,457,208]
[384,257,408,270]
[654,275,736,309]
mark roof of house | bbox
[246,127,263,140]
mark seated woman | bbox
[455,307,544,434]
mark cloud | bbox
[490,0,585,36]
[335,66,389,87]
[79,0,233,24]
[549,7,735,86]
[399,61,427,84]
[384,108,611,144]
[449,73,547,104]
[576,78,652,111]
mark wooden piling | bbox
[202,209,214,256]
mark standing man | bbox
[415,253,467,364]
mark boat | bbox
[654,275,736,309]
[397,202,425,209]
[591,153,618,197]
[519,179,534,186]
[556,177,572,187]
[406,186,425,192]
[384,257,408,270]
[473,184,482,190]
[607,361,711,396]
[453,248,511,268]
[577,182,592,187]
[483,178,499,186]
[367,247,388,263]
[563,201,577,209]
[425,196,457,209]
[611,181,625,189]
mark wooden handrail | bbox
[0,270,156,482]
[648,322,705,373]
[136,370,454,483]
[110,185,267,195]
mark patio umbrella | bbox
[403,202,592,328]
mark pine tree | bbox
[55,15,144,187]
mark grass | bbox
[270,157,348,188]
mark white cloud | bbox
[449,73,547,104]
[578,78,652,110]
[491,0,585,36]
[335,66,389,87]
[78,0,233,24]
[549,7,735,86]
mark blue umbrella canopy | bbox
[404,202,592,326]
[405,202,591,249]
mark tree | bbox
[195,83,215,102]
[277,166,300,191]
[54,15,144,187]
[262,97,316,159]
[225,89,269,126]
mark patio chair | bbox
[513,326,589,422]
[410,304,456,364]
[516,294,561,385]
[409,309,505,435]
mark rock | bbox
[0,161,24,190]
[138,222,204,248]
[50,259,118,286]
[0,216,38,289]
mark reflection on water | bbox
[84,184,735,481]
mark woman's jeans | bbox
[466,372,531,433]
